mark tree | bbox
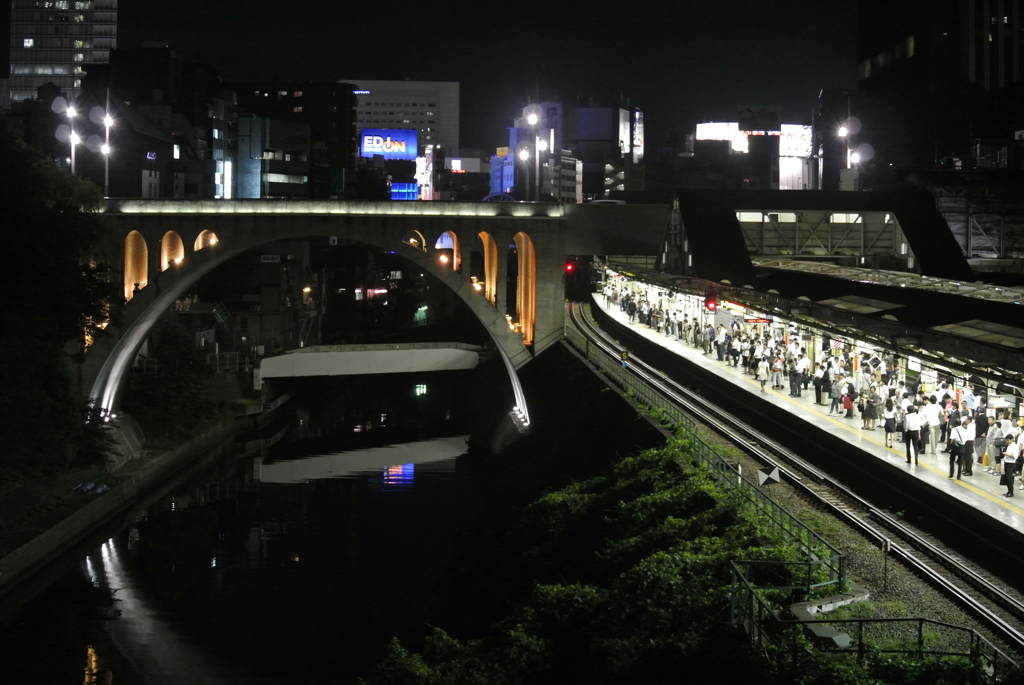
[0,125,120,476]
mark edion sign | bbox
[360,129,418,160]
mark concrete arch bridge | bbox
[88,199,670,419]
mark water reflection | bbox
[92,435,472,682]
[85,538,244,685]
[256,435,469,484]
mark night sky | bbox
[118,0,857,150]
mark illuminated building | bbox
[5,0,117,107]
[340,79,459,156]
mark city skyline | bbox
[115,0,857,149]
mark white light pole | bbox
[526,112,538,201]
[102,89,113,197]
[838,124,850,168]
[67,105,78,174]
[536,136,548,202]
[519,148,530,200]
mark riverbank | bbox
[0,410,272,611]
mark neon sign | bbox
[360,129,418,160]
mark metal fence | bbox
[564,314,845,591]
[730,560,1018,678]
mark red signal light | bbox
[704,296,717,312]
[566,262,575,272]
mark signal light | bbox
[704,296,717,312]
[565,261,575,272]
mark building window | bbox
[906,35,915,57]
[294,91,303,97]
[859,58,872,80]
[293,106,303,113]
[73,52,84,61]
[23,38,33,48]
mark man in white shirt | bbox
[948,418,969,479]
[921,397,942,454]
[961,416,975,477]
[904,406,923,464]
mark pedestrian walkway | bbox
[591,293,1024,534]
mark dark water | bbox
[3,371,494,684]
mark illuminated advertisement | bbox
[695,122,812,158]
[360,129,418,160]
[618,109,631,157]
[632,110,645,163]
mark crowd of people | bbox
[606,285,1023,498]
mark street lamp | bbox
[535,137,548,202]
[67,106,78,174]
[519,148,530,201]
[102,108,113,197]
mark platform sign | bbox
[745,318,770,324]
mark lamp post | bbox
[67,105,78,174]
[526,112,538,201]
[101,89,113,197]
[519,148,530,201]
[536,136,548,202]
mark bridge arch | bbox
[512,232,536,345]
[477,231,498,306]
[434,230,461,272]
[402,230,427,252]
[92,219,537,416]
[124,230,148,300]
[194,230,219,251]
[160,231,185,271]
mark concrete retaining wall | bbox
[0,419,248,601]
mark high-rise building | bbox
[7,0,117,107]
[340,79,459,155]
[855,0,1024,167]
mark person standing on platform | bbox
[1001,435,1019,496]
[975,403,990,468]
[904,406,922,464]
[948,417,967,479]
[772,355,785,390]
[830,377,844,415]
[883,398,898,448]
[960,415,975,476]
[756,356,769,392]
[923,396,942,454]
[812,364,825,405]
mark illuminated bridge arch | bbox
[124,230,148,300]
[160,231,185,271]
[194,230,219,251]
[435,230,461,271]
[89,202,570,417]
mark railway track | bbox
[568,300,1024,660]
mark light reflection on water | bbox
[87,435,472,683]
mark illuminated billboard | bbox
[360,129,418,160]
[695,122,812,158]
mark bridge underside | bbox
[260,344,482,379]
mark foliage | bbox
[124,317,232,443]
[0,126,120,477]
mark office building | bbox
[855,0,1024,167]
[341,79,459,155]
[6,0,117,107]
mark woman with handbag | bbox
[987,420,1006,476]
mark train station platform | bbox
[589,293,1024,536]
